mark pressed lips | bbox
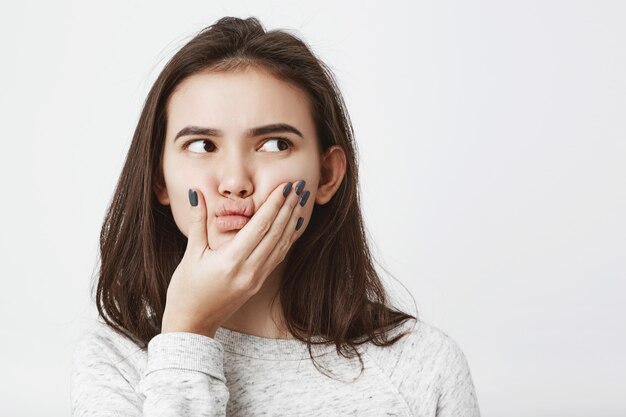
[215,199,255,232]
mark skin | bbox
[154,67,346,339]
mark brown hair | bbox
[93,16,418,378]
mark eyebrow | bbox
[174,123,304,142]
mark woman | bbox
[71,16,481,417]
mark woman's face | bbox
[155,67,322,250]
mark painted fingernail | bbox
[188,188,198,207]
[295,179,306,195]
[282,182,293,197]
[295,217,304,231]
[299,190,310,207]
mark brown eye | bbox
[184,139,216,153]
[260,137,293,152]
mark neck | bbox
[220,259,293,339]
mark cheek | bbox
[162,169,205,238]
[165,163,209,204]
[265,156,320,188]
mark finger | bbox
[246,181,302,274]
[186,187,210,258]
[257,188,308,278]
[223,181,292,262]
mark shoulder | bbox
[362,318,480,416]
[71,318,147,385]
[363,317,474,385]
[401,318,470,368]
[71,320,150,414]
[74,319,143,357]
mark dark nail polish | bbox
[188,188,198,207]
[282,182,293,197]
[295,180,306,195]
[299,190,310,207]
[295,217,304,231]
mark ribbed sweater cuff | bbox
[145,332,226,383]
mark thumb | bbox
[187,187,210,256]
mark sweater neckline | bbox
[214,326,337,360]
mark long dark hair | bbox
[93,16,418,379]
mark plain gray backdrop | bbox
[0,1,624,416]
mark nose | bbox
[217,150,254,199]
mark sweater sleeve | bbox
[71,330,230,417]
[435,335,481,417]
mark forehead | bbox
[166,68,314,137]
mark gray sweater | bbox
[70,317,480,416]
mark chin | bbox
[208,231,237,250]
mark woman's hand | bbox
[161,180,309,337]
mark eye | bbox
[178,137,293,153]
[183,139,216,153]
[259,137,293,152]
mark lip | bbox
[215,200,255,217]
[215,214,251,232]
[215,199,255,232]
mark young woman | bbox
[71,16,481,417]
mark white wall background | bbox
[0,1,624,416]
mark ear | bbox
[153,181,170,206]
[315,145,347,205]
